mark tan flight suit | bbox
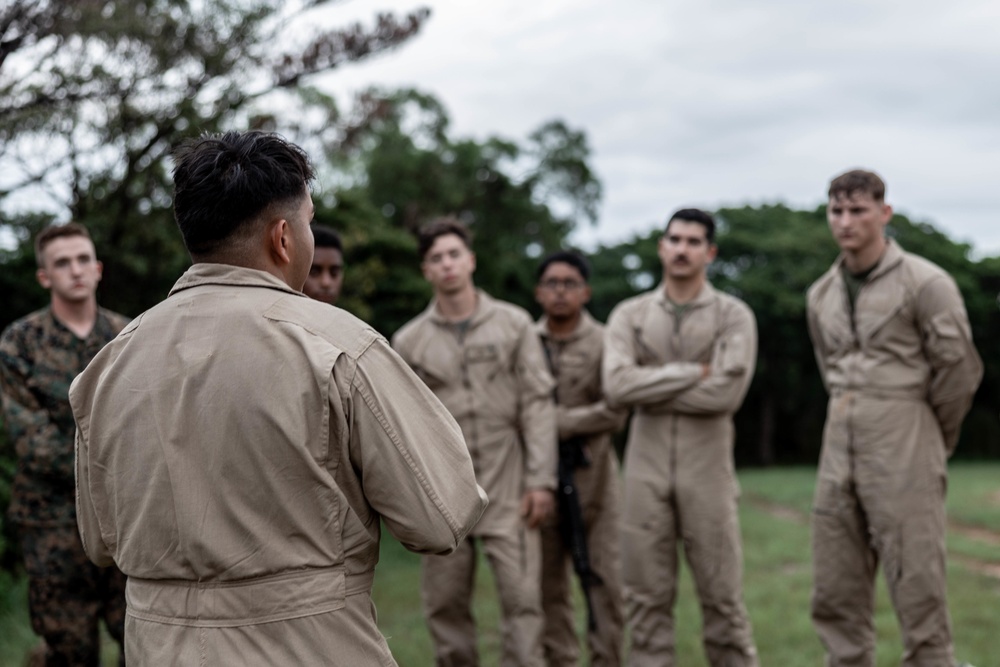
[603,283,759,667]
[71,264,487,666]
[536,311,626,667]
[807,240,982,666]
[393,290,557,667]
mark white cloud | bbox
[314,0,1000,254]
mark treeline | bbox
[2,93,998,468]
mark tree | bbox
[330,88,602,328]
[0,0,431,320]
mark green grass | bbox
[2,464,997,666]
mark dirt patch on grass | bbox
[951,554,1000,581]
[746,493,1000,580]
[744,494,808,525]
[949,521,1000,547]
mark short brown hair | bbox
[34,222,93,267]
[828,169,886,202]
[417,216,473,260]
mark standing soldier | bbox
[70,131,486,664]
[392,216,557,666]
[0,223,128,665]
[534,251,626,667]
[603,208,759,666]
[807,169,982,666]
[303,223,344,306]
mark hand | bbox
[520,488,554,529]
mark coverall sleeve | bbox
[916,275,983,455]
[74,427,114,567]
[515,322,558,491]
[0,328,63,468]
[557,401,627,440]
[601,302,702,408]
[664,304,758,416]
[349,338,487,555]
[806,298,831,393]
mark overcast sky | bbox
[313,0,1000,255]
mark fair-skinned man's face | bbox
[421,233,476,295]
[288,192,316,291]
[658,220,717,281]
[826,191,892,255]
[303,246,343,306]
[36,236,103,304]
[535,262,590,322]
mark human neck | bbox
[662,274,705,304]
[842,237,887,275]
[51,296,98,338]
[435,284,478,322]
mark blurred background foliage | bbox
[1,0,998,571]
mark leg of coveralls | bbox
[620,469,678,666]
[853,400,954,667]
[811,401,879,667]
[540,515,579,667]
[676,454,757,666]
[99,564,127,666]
[422,537,480,667]
[483,526,546,667]
[583,459,624,667]
[19,524,102,667]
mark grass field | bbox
[1,463,997,666]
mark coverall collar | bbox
[829,238,905,284]
[654,280,717,313]
[425,288,498,329]
[169,263,306,298]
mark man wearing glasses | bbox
[603,209,759,666]
[534,250,626,666]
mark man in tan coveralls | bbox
[392,217,557,667]
[807,169,982,667]
[603,208,759,666]
[70,131,487,665]
[534,251,626,667]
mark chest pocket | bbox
[465,343,510,383]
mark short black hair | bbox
[172,130,315,256]
[311,224,342,252]
[417,216,473,260]
[536,250,590,283]
[665,208,716,243]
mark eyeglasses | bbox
[539,279,584,291]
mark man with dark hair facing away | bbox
[303,223,344,306]
[534,250,626,667]
[392,216,557,666]
[807,169,982,666]
[1,222,129,666]
[69,131,487,665]
[603,208,759,666]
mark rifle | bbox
[541,338,603,631]
[557,434,603,632]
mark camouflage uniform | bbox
[1,307,129,666]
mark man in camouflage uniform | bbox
[1,223,128,666]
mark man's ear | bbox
[269,218,291,266]
[36,268,51,289]
[707,243,719,262]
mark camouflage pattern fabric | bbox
[0,307,129,526]
[19,524,126,666]
[1,307,129,666]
